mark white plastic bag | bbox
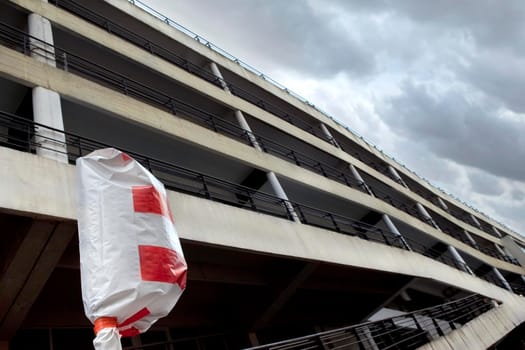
[77,148,187,349]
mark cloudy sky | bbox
[144,0,525,235]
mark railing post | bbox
[318,163,327,177]
[200,175,211,199]
[247,190,257,211]
[431,317,445,337]
[62,52,68,72]
[295,205,307,224]
[289,150,300,166]
[327,214,340,232]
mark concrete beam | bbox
[0,222,75,339]
[0,220,56,322]
[251,262,318,330]
[361,277,415,321]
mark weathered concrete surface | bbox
[0,47,519,273]
[7,0,520,245]
[417,298,525,350]
[1,147,524,286]
[502,235,525,267]
[2,148,525,347]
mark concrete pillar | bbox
[437,197,449,211]
[266,171,299,223]
[349,164,373,195]
[492,267,512,291]
[28,13,56,66]
[415,203,439,229]
[319,122,340,148]
[470,214,482,229]
[387,165,408,188]
[209,61,298,222]
[317,121,411,250]
[492,226,503,238]
[448,245,474,275]
[32,87,67,162]
[494,244,507,258]
[28,14,67,163]
[382,214,411,250]
[208,61,230,91]
[463,230,479,249]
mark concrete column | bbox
[319,122,340,148]
[437,197,449,211]
[492,226,503,238]
[463,230,479,249]
[209,61,298,222]
[317,121,411,250]
[387,165,408,188]
[28,13,56,66]
[266,171,299,223]
[28,14,67,163]
[349,164,373,195]
[492,267,512,291]
[470,214,482,229]
[382,214,411,250]
[416,202,439,229]
[494,244,507,258]
[447,245,474,275]
[209,62,261,149]
[208,61,230,91]
[32,87,67,162]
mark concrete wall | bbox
[0,43,521,273]
[417,298,525,349]
[7,0,522,246]
[1,147,524,287]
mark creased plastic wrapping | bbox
[76,148,187,349]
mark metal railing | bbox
[48,0,497,235]
[244,294,497,350]
[53,0,520,240]
[0,111,485,280]
[50,0,330,142]
[0,22,518,267]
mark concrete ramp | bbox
[417,299,525,350]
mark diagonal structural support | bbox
[0,220,56,322]
[436,197,449,211]
[448,245,474,275]
[361,277,415,321]
[415,203,440,229]
[387,165,408,189]
[0,221,75,340]
[251,262,318,331]
[492,267,512,292]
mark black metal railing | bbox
[0,22,518,267]
[50,0,497,234]
[47,0,520,241]
[244,294,497,350]
[50,0,330,142]
[0,111,484,279]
